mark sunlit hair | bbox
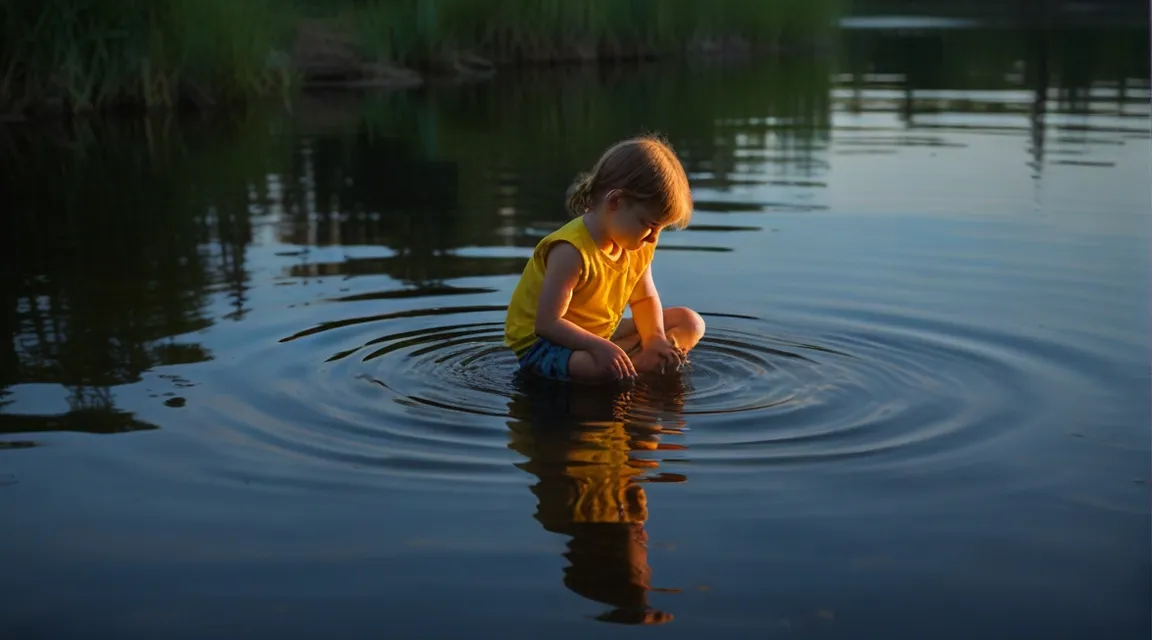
[565,134,693,230]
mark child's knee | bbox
[567,350,617,384]
[686,308,706,337]
[668,307,705,338]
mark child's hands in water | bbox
[633,337,686,375]
[592,340,638,381]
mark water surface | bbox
[1,25,1149,639]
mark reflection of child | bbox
[506,378,687,626]
[508,416,673,625]
[504,135,706,384]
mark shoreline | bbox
[2,11,1144,125]
[0,36,832,124]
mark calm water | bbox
[1,27,1149,638]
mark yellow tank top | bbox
[505,216,655,356]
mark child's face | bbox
[606,193,668,251]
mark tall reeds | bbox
[0,0,843,116]
[0,0,294,115]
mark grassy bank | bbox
[1,0,842,117]
[0,0,295,116]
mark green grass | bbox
[0,0,843,116]
[0,0,295,114]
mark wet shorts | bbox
[517,337,573,381]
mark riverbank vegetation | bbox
[0,0,843,118]
[1,0,294,116]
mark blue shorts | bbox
[517,337,574,381]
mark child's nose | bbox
[643,230,659,244]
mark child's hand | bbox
[634,337,686,375]
[592,340,638,381]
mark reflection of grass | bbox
[838,27,1149,90]
[425,57,833,226]
[274,55,834,265]
[0,409,160,436]
[0,111,292,387]
[334,0,843,64]
[267,54,832,272]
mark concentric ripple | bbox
[185,300,1130,489]
[276,306,841,423]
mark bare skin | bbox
[558,307,705,382]
[533,190,706,385]
[610,307,706,364]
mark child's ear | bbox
[604,189,621,212]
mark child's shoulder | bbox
[548,216,587,238]
[535,217,590,251]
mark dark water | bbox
[1,26,1149,638]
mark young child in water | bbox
[504,135,706,384]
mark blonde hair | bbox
[565,134,693,230]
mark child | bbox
[504,135,706,384]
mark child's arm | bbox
[535,243,637,379]
[628,267,671,347]
[534,243,609,351]
[628,267,684,369]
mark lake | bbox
[1,25,1149,638]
